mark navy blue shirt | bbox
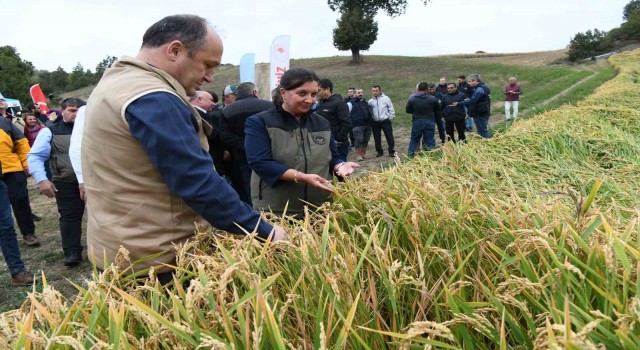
[125,92,273,239]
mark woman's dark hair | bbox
[274,68,320,110]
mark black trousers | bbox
[445,120,467,143]
[54,181,85,255]
[371,119,395,155]
[2,171,35,236]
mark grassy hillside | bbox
[64,53,611,128]
[2,50,639,348]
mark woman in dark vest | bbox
[245,68,359,217]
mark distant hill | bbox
[62,49,606,126]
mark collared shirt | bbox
[27,126,55,183]
[69,106,86,183]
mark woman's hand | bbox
[300,173,333,192]
[335,162,360,177]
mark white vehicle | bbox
[0,92,22,116]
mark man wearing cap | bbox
[223,84,238,107]
[82,15,286,282]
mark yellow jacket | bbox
[0,116,30,174]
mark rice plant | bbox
[1,50,639,349]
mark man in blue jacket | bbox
[455,74,492,139]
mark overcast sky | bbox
[1,0,628,72]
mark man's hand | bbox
[269,225,289,242]
[38,180,58,198]
[48,112,58,122]
[79,184,86,201]
[23,166,30,176]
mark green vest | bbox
[49,121,77,183]
[251,109,333,216]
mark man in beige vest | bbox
[83,15,286,283]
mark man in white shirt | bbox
[368,85,396,157]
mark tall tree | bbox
[333,9,378,63]
[67,63,96,91]
[0,46,35,103]
[95,55,118,80]
[568,29,608,61]
[328,0,430,63]
[49,66,69,94]
[624,0,640,20]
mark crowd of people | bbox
[0,14,523,287]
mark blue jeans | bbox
[465,117,474,130]
[408,118,435,156]
[0,178,26,276]
[474,117,491,138]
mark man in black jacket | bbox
[219,82,273,205]
[347,88,372,161]
[317,79,352,160]
[406,82,441,157]
[427,83,446,145]
[190,91,231,180]
[441,83,467,143]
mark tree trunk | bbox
[350,48,362,64]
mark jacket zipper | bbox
[299,125,308,201]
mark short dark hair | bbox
[319,79,333,93]
[209,91,219,103]
[26,103,37,110]
[427,82,436,88]
[372,85,382,90]
[237,82,257,95]
[60,97,86,110]
[447,83,457,88]
[141,15,209,56]
[348,87,355,91]
[457,75,466,80]
[417,82,428,91]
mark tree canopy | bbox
[333,9,379,63]
[328,0,430,63]
[624,0,640,20]
[0,46,35,103]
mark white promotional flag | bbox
[269,35,291,91]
